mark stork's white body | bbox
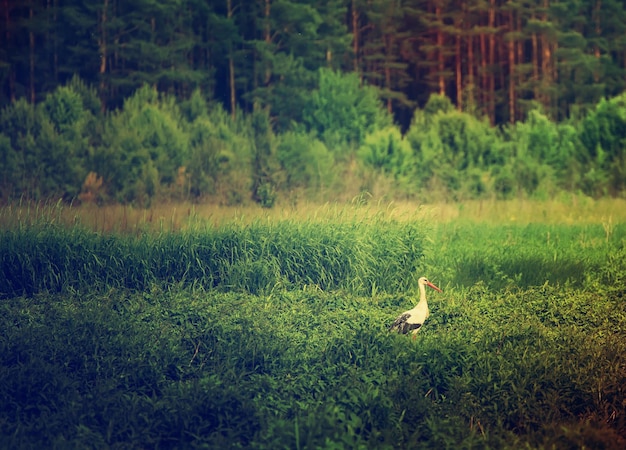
[389,277,442,334]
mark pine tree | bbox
[360,0,413,116]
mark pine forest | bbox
[1,0,626,204]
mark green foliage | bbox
[515,109,561,162]
[503,109,581,197]
[276,131,335,195]
[42,86,84,132]
[251,110,278,207]
[96,85,189,205]
[405,95,500,198]
[65,75,103,118]
[492,164,517,200]
[0,216,427,298]
[578,93,626,196]
[358,126,411,174]
[0,99,42,198]
[358,126,417,196]
[6,0,626,133]
[255,182,276,209]
[4,80,626,203]
[302,68,392,149]
[0,133,18,200]
[0,84,94,200]
[423,93,455,116]
[1,215,625,449]
[184,92,252,203]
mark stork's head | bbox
[418,276,442,292]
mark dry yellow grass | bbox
[429,196,626,224]
[1,194,625,233]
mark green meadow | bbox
[1,199,625,449]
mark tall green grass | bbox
[4,210,624,299]
[1,204,625,448]
[428,222,626,291]
[0,217,426,298]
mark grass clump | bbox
[0,216,426,298]
[429,222,626,290]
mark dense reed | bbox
[0,216,426,298]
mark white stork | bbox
[389,277,442,335]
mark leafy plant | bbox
[302,68,392,149]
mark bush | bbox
[184,96,252,203]
[357,126,418,196]
[577,93,626,195]
[276,131,335,195]
[302,68,392,149]
[406,94,499,197]
[95,85,189,205]
[0,85,93,200]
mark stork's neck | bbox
[417,282,428,305]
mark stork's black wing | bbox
[389,313,423,334]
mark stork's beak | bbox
[427,281,442,292]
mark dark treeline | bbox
[0,1,625,205]
[3,0,626,126]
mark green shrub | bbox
[185,99,253,203]
[95,85,189,205]
[577,93,626,196]
[0,86,93,200]
[276,131,335,195]
[406,94,500,198]
[302,68,392,148]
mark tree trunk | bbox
[480,30,488,121]
[456,29,462,109]
[4,0,14,101]
[52,0,58,84]
[264,0,270,85]
[541,0,552,114]
[531,12,539,100]
[99,0,108,110]
[352,0,360,80]
[29,3,35,103]
[515,8,523,119]
[508,9,515,123]
[384,35,392,113]
[436,4,445,96]
[593,0,601,82]
[467,27,474,111]
[488,0,496,123]
[227,0,236,120]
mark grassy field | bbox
[1,198,625,449]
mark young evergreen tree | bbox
[302,68,391,150]
[276,131,335,195]
[406,93,500,197]
[578,93,626,196]
[95,85,189,204]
